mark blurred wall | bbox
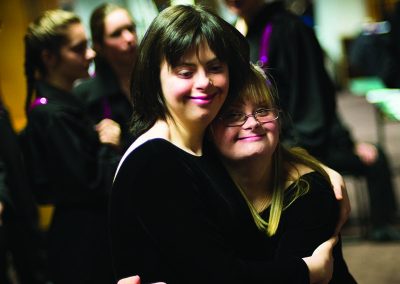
[0,0,58,131]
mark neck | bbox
[110,60,135,98]
[225,154,273,204]
[144,119,205,156]
[44,74,73,92]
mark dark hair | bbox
[130,4,250,138]
[24,9,80,112]
[90,3,134,46]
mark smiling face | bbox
[159,41,229,131]
[212,99,279,162]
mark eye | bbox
[221,112,244,123]
[208,63,224,73]
[255,108,271,117]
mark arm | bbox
[110,144,310,284]
[273,173,339,282]
[320,164,351,235]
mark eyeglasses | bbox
[219,108,279,127]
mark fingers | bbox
[117,276,141,284]
[96,119,121,147]
[355,142,378,165]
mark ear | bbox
[41,49,58,70]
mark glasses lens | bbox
[255,108,278,123]
[220,112,245,126]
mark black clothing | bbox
[245,2,397,229]
[74,59,134,150]
[246,2,336,158]
[20,81,118,284]
[110,139,309,284]
[261,171,356,283]
[0,105,45,284]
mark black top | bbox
[261,172,356,283]
[74,59,134,151]
[246,2,338,157]
[110,139,310,284]
[20,81,119,207]
[0,105,38,225]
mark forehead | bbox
[64,23,87,46]
[104,9,133,33]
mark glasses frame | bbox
[219,108,280,127]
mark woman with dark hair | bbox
[21,9,120,284]
[74,3,137,151]
[110,5,344,284]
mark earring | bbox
[209,78,213,86]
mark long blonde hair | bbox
[232,64,330,236]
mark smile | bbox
[237,134,265,141]
[189,93,217,104]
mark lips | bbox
[237,133,266,141]
[188,93,217,104]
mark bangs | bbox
[238,69,277,108]
[160,9,229,67]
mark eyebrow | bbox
[177,57,221,67]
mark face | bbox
[100,9,137,67]
[211,100,279,162]
[55,23,95,83]
[224,0,264,18]
[159,42,229,130]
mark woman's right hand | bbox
[302,236,338,284]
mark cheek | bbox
[211,126,237,154]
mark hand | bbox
[320,165,351,235]
[95,118,121,147]
[117,275,166,284]
[118,276,141,284]
[302,236,337,284]
[354,142,378,166]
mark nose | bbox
[122,29,136,44]
[195,72,213,90]
[242,114,260,129]
[86,47,96,60]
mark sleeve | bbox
[110,147,309,284]
[21,109,118,204]
[0,157,10,204]
[270,16,337,157]
[273,174,338,258]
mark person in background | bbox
[110,5,347,284]
[224,0,399,241]
[210,63,356,283]
[0,97,46,284]
[74,3,137,151]
[20,10,121,283]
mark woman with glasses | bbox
[210,64,356,283]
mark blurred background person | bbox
[20,9,121,283]
[0,95,46,284]
[223,0,400,241]
[74,3,138,151]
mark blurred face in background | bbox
[52,22,95,85]
[99,8,137,67]
[224,0,265,19]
